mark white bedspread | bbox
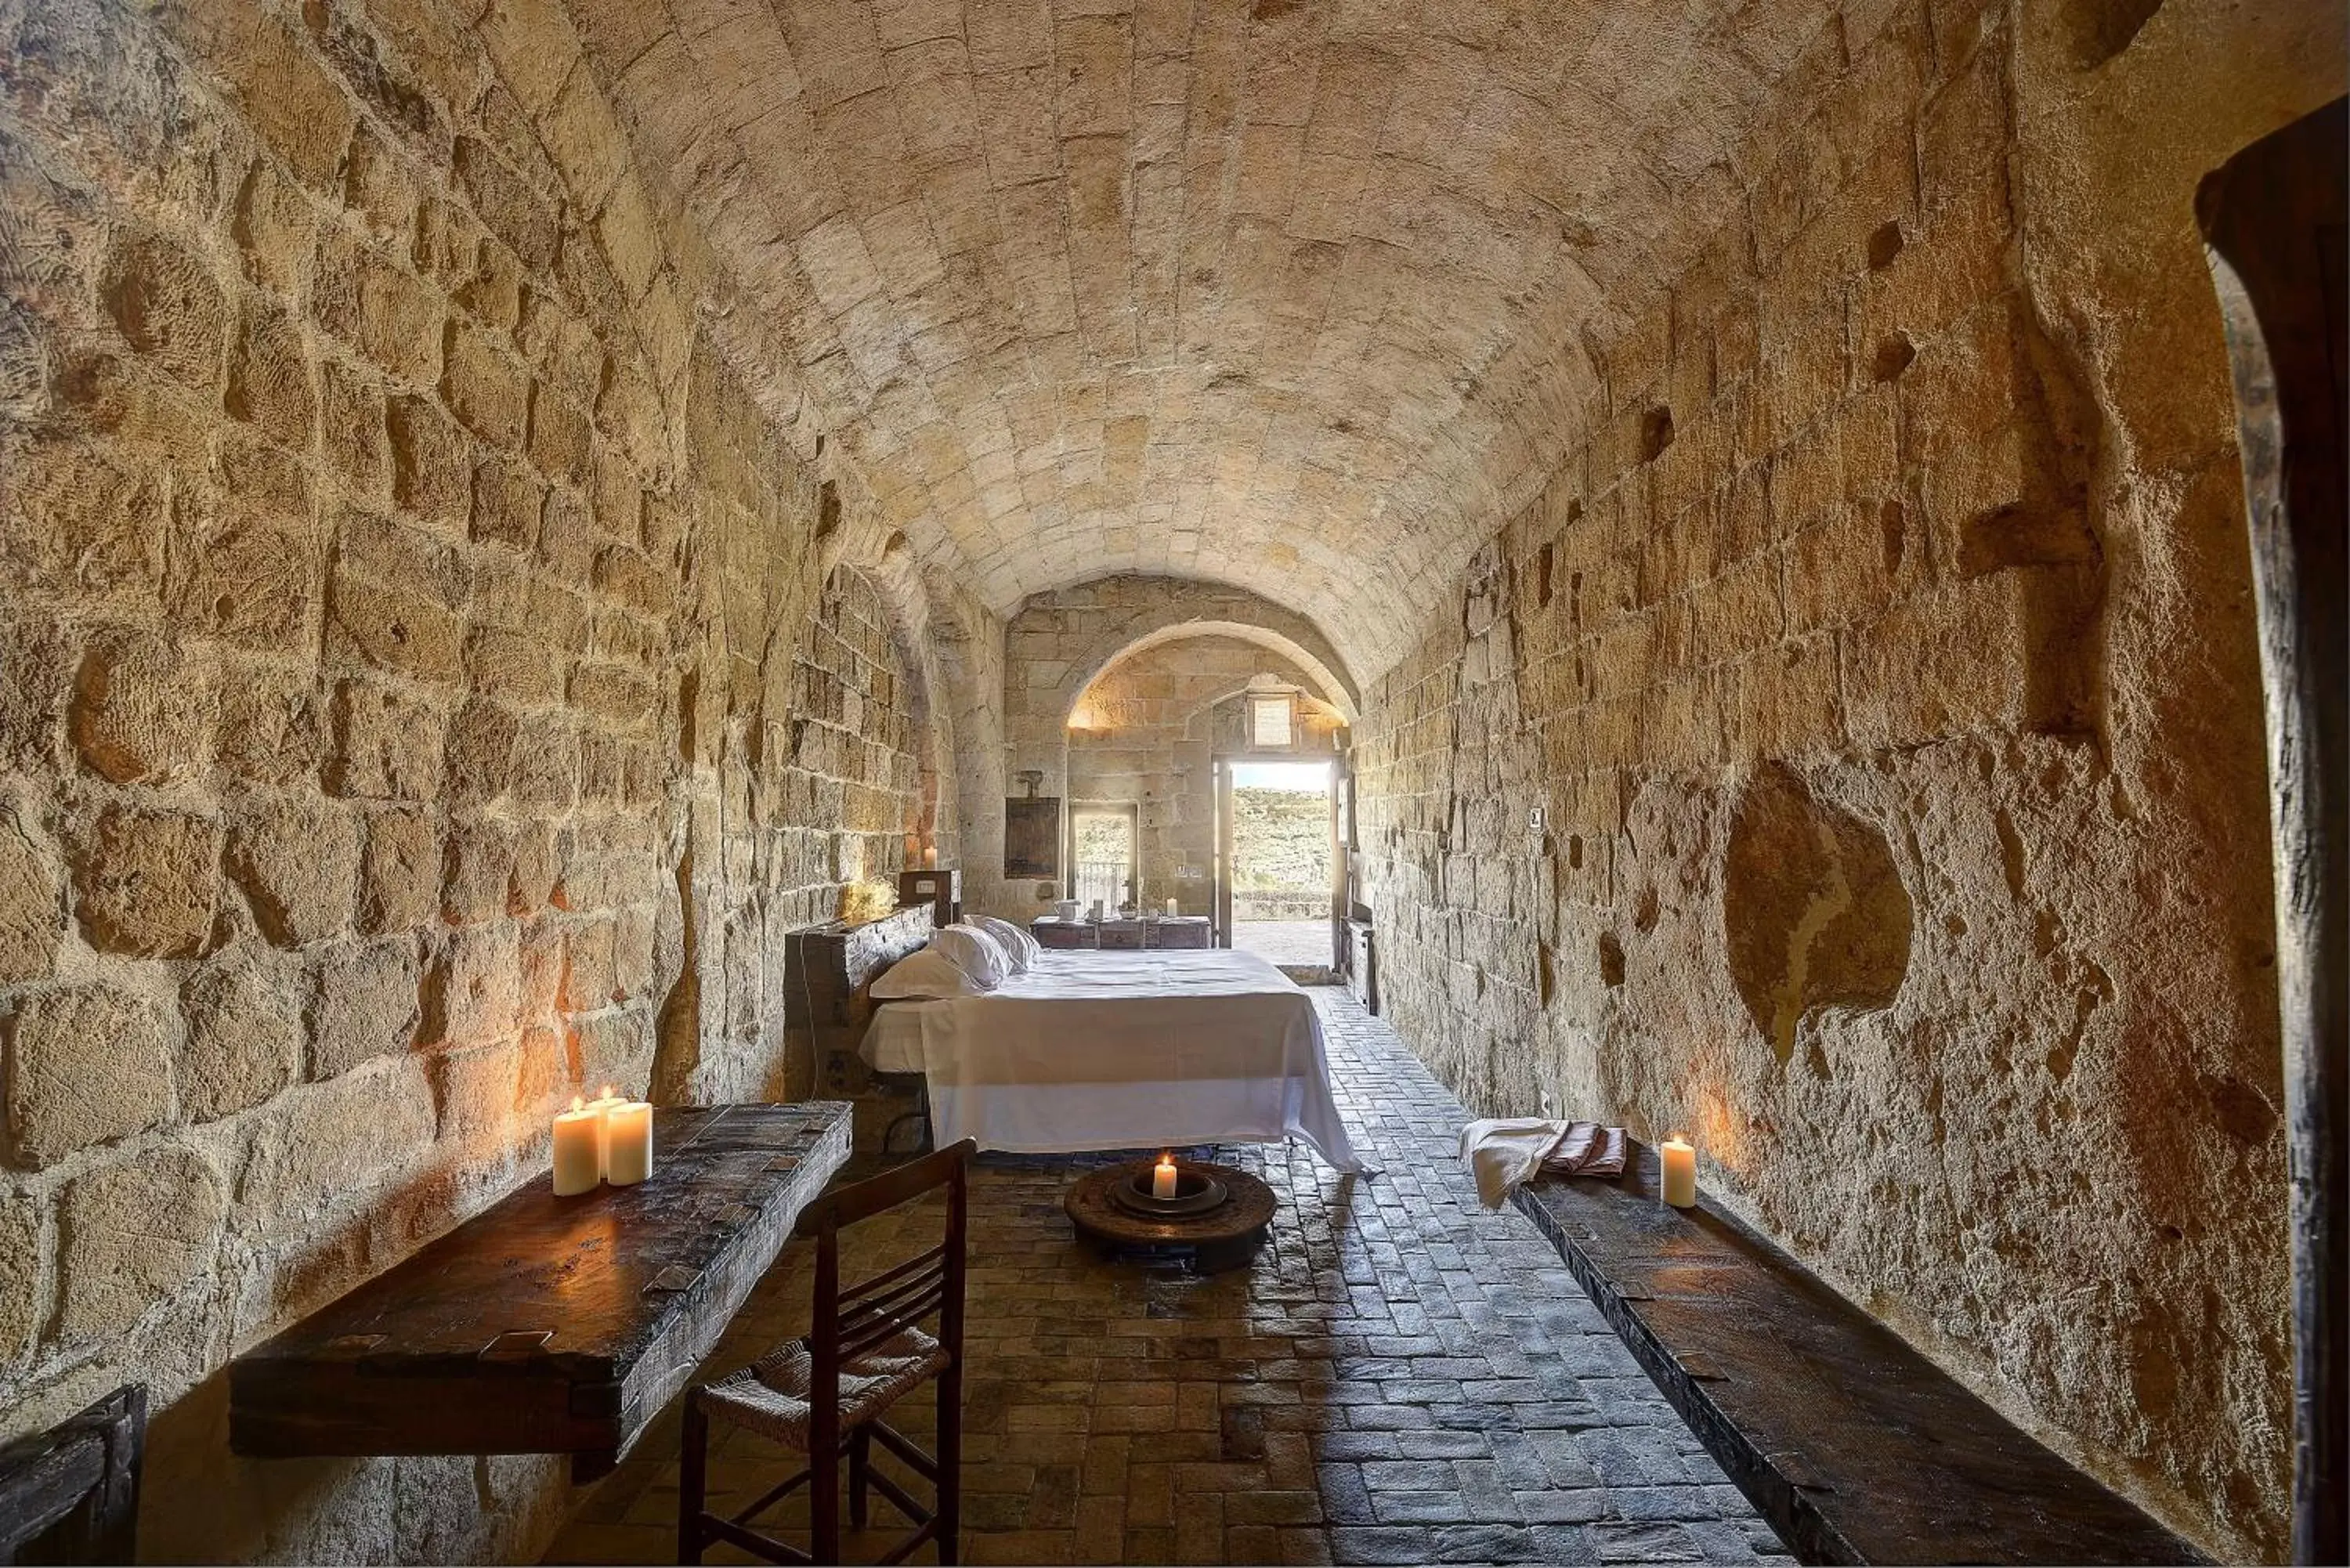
[859,948,1370,1172]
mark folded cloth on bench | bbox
[1459,1118,1627,1208]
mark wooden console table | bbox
[1032,915,1213,950]
[229,1102,852,1479]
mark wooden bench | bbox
[0,1386,143,1564]
[230,1103,851,1480]
[1513,1143,2208,1566]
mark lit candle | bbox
[1659,1134,1697,1209]
[605,1101,653,1186]
[923,843,938,869]
[587,1083,624,1179]
[553,1098,602,1196]
[1152,1154,1178,1200]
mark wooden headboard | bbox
[784,901,937,1032]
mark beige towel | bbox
[1459,1117,1627,1209]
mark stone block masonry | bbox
[0,0,953,1559]
[1350,1,2309,1560]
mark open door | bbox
[1212,757,1234,947]
[2199,96,2348,1567]
[1329,756,1350,971]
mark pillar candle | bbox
[553,1099,602,1196]
[605,1101,654,1186]
[1659,1135,1697,1209]
[923,844,938,869]
[587,1085,624,1179]
[1152,1154,1178,1199]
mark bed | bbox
[859,946,1371,1173]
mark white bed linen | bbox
[859,947,1370,1172]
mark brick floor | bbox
[544,991,1788,1566]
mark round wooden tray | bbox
[1064,1159,1276,1271]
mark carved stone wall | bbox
[0,0,953,1559]
[1350,0,2331,1557]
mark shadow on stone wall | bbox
[1723,765,1914,1069]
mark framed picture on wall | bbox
[1004,797,1061,879]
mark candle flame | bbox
[571,1096,584,1112]
[602,1083,615,1100]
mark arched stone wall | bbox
[974,574,1356,919]
[1347,0,2343,1557]
[0,1,967,1562]
[1065,635,1346,915]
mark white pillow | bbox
[973,915,1036,974]
[934,923,1009,990]
[870,948,989,999]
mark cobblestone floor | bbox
[1231,920,1336,970]
[545,991,1786,1566]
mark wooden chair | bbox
[679,1139,974,1566]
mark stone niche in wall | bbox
[1722,765,1914,1067]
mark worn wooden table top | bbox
[230,1102,852,1476]
[1513,1145,2207,1566]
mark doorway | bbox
[1214,757,1338,970]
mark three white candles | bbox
[552,1086,656,1194]
[1659,1134,1697,1209]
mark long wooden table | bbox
[230,1103,852,1479]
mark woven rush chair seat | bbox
[680,1138,974,1566]
[702,1327,949,1452]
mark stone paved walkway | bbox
[1232,920,1335,970]
[545,992,1785,1566]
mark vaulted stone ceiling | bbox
[564,0,1835,674]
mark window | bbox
[1249,693,1294,749]
[1071,804,1138,910]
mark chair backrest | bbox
[801,1140,974,1454]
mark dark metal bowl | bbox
[1108,1164,1229,1219]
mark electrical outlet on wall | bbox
[1528,806,1546,833]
